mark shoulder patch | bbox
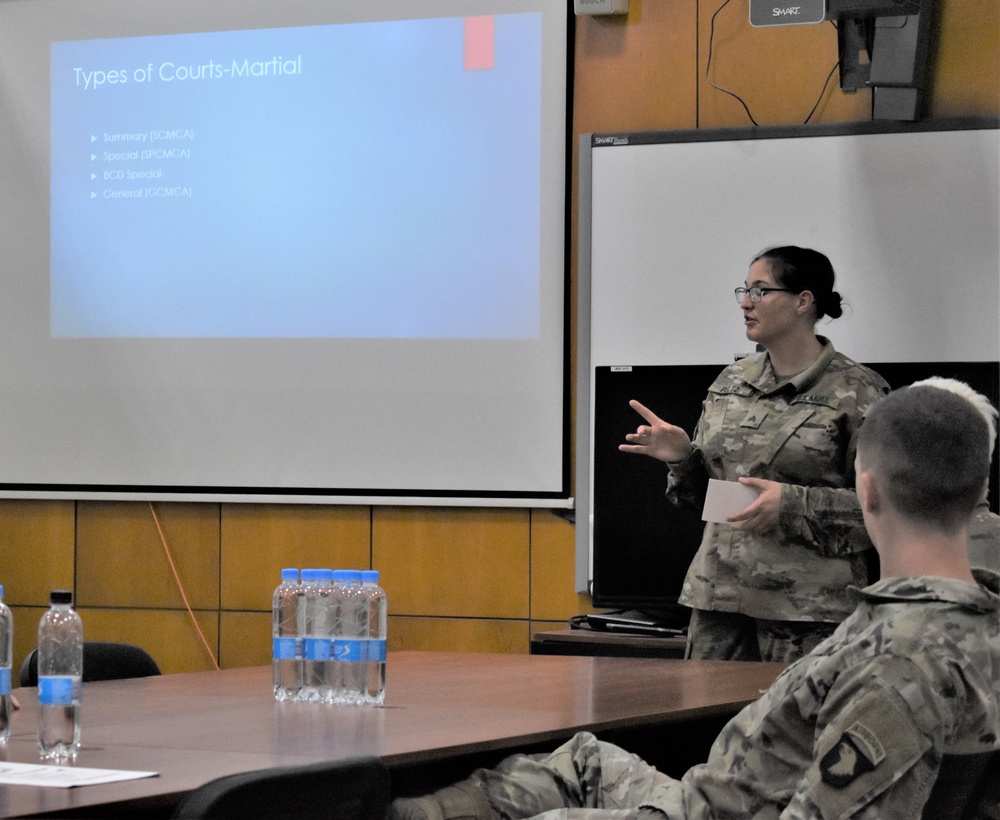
[807,681,931,819]
[820,722,887,787]
[820,734,874,787]
[845,721,888,766]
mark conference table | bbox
[0,651,785,818]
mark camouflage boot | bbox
[390,781,495,820]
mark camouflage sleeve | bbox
[665,379,730,511]
[782,655,950,820]
[779,483,873,557]
[665,447,710,511]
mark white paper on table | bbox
[0,761,158,788]
[702,478,760,523]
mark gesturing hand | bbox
[618,399,694,464]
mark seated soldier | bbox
[392,383,1000,819]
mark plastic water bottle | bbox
[302,569,334,703]
[272,568,301,701]
[37,589,83,760]
[299,569,321,702]
[294,567,312,699]
[315,569,337,703]
[328,570,349,704]
[334,570,367,705]
[361,571,387,705]
[0,585,12,743]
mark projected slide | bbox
[50,14,542,339]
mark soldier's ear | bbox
[796,290,815,317]
[857,469,881,515]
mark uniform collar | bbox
[742,336,836,395]
[851,569,1000,614]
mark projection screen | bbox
[0,0,572,506]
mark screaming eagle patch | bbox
[820,722,887,787]
[808,683,929,818]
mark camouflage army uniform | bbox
[968,501,1000,573]
[461,570,1000,820]
[665,338,889,659]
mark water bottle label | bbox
[39,675,79,706]
[334,639,365,662]
[0,667,9,695]
[303,637,331,661]
[366,640,387,662]
[273,637,296,661]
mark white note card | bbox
[702,478,760,523]
[0,762,158,788]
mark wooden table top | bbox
[0,651,785,818]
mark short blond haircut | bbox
[910,377,997,459]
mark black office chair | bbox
[921,750,998,819]
[171,756,391,820]
[19,641,161,687]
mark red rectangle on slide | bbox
[464,16,494,70]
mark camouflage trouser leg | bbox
[686,608,837,663]
[467,731,685,820]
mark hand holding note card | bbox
[702,479,761,523]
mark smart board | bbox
[577,119,1000,598]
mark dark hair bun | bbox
[823,290,843,320]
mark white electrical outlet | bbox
[574,0,629,16]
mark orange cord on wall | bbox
[148,502,220,671]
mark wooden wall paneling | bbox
[0,500,75,605]
[0,501,77,676]
[219,611,270,670]
[78,607,220,674]
[696,0,872,127]
[529,509,597,623]
[10,606,45,681]
[387,616,530,655]
[220,503,371,611]
[927,0,1000,116]
[76,501,220,610]
[373,508,530,619]
[573,0,699,134]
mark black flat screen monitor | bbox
[590,361,1000,615]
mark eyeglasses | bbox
[734,286,794,304]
